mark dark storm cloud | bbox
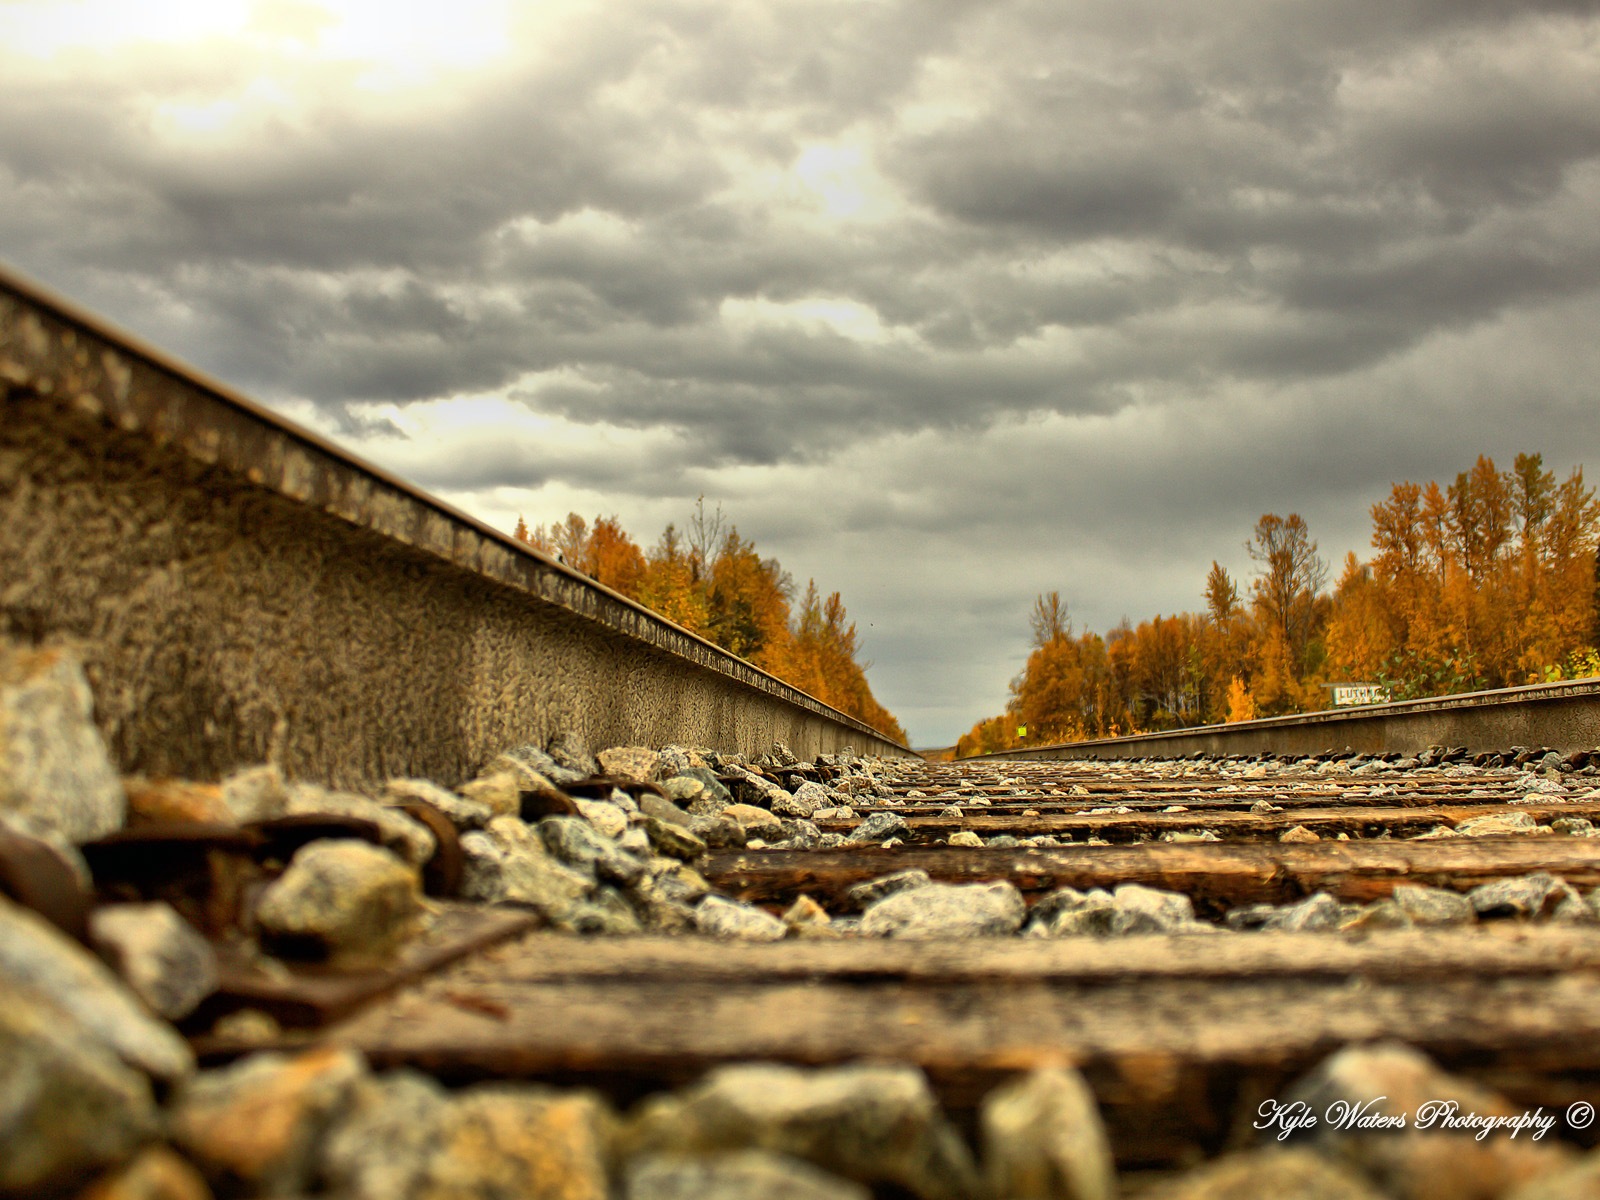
[7,0,1593,447]
[5,0,1600,741]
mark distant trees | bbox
[1333,453,1600,696]
[514,499,907,745]
[956,452,1600,757]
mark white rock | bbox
[0,645,124,844]
[0,893,193,1081]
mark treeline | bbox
[514,501,908,746]
[957,453,1600,757]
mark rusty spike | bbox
[394,801,464,898]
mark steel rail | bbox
[965,677,1600,761]
[0,263,915,785]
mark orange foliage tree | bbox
[513,504,906,745]
[957,452,1599,756]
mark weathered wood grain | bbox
[705,837,1600,911]
[319,928,1600,1165]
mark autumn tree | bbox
[787,582,908,744]
[513,505,907,743]
[1247,514,1327,671]
[1357,454,1599,693]
[1009,594,1089,744]
[959,453,1597,757]
[637,524,710,634]
[707,529,793,672]
[1030,591,1070,646]
[584,516,647,595]
[1201,561,1249,721]
[1324,552,1395,680]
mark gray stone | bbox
[1278,1042,1575,1200]
[1552,887,1599,924]
[724,765,792,809]
[647,858,712,905]
[782,895,835,936]
[0,644,125,844]
[1261,892,1343,932]
[575,797,630,838]
[642,814,708,861]
[494,742,581,789]
[1339,899,1412,931]
[456,768,525,817]
[845,811,909,846]
[599,745,660,783]
[689,812,747,848]
[546,730,600,777]
[540,815,647,885]
[607,787,641,813]
[383,777,494,831]
[1469,872,1575,919]
[1025,888,1117,937]
[256,840,424,963]
[460,817,594,925]
[1550,817,1597,837]
[322,1073,612,1200]
[686,791,734,820]
[623,1062,981,1200]
[285,784,437,867]
[1457,812,1543,837]
[724,803,786,839]
[980,1066,1116,1200]
[0,985,160,1194]
[319,1070,451,1199]
[628,860,708,932]
[1391,884,1476,926]
[861,881,1025,938]
[90,901,218,1020]
[775,818,823,849]
[568,885,645,935]
[640,792,692,826]
[625,1149,870,1200]
[1109,884,1196,934]
[694,895,787,941]
[775,780,835,819]
[661,774,709,805]
[170,1045,367,1195]
[845,869,933,910]
[1411,824,1460,840]
[0,893,193,1081]
[223,762,290,823]
[656,746,696,778]
[1134,1148,1386,1200]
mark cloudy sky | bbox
[4,0,1600,745]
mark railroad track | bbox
[6,267,1600,1197]
[317,753,1600,1172]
